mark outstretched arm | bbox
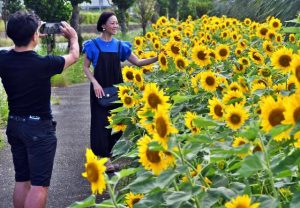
[127,53,158,67]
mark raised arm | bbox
[60,21,80,70]
[127,53,158,67]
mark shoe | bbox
[105,159,121,173]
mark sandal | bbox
[105,159,121,173]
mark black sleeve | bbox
[46,55,65,77]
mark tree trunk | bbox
[70,3,83,53]
[119,7,127,36]
[168,0,178,19]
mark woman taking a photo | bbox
[83,11,158,172]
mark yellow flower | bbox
[200,71,219,92]
[166,40,181,58]
[153,41,161,51]
[122,66,135,82]
[142,83,170,111]
[260,96,289,141]
[257,25,268,39]
[138,135,168,175]
[271,47,293,73]
[158,52,168,71]
[174,55,189,71]
[251,83,267,94]
[133,36,144,49]
[262,40,274,56]
[82,149,107,194]
[233,64,246,74]
[185,111,201,134]
[216,44,230,61]
[222,90,246,106]
[108,114,127,133]
[120,93,135,108]
[238,57,250,67]
[192,45,211,67]
[182,164,201,182]
[232,137,250,158]
[225,195,260,208]
[125,192,144,208]
[283,94,300,140]
[224,104,249,131]
[208,97,224,121]
[243,18,252,26]
[118,85,131,98]
[228,82,243,92]
[249,49,265,65]
[289,34,296,43]
[269,17,282,30]
[290,55,300,84]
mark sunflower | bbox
[174,55,189,71]
[153,106,178,147]
[260,96,289,141]
[238,57,250,67]
[120,93,135,108]
[224,104,249,131]
[133,36,144,49]
[166,40,181,58]
[252,140,263,153]
[185,111,201,134]
[276,34,283,43]
[232,137,250,158]
[238,39,248,50]
[145,31,153,40]
[138,135,168,175]
[269,18,282,30]
[200,71,219,92]
[182,164,201,182]
[208,97,224,121]
[108,114,127,133]
[216,44,230,61]
[192,45,211,67]
[289,34,296,43]
[117,85,131,98]
[222,90,246,106]
[158,53,168,71]
[291,55,300,84]
[262,40,274,56]
[243,18,251,26]
[272,83,286,93]
[283,94,300,139]
[142,83,170,111]
[249,49,265,65]
[251,83,267,94]
[153,41,161,51]
[266,29,276,40]
[235,47,243,57]
[225,195,260,208]
[257,25,268,39]
[82,148,107,194]
[271,47,293,73]
[122,66,135,82]
[125,192,144,208]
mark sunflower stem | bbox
[258,133,278,198]
[105,174,119,208]
[173,181,179,191]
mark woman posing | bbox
[83,11,157,171]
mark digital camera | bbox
[39,22,62,34]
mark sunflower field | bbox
[75,14,300,208]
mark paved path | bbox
[0,83,107,208]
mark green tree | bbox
[1,0,24,37]
[68,0,91,53]
[168,0,178,19]
[111,0,135,36]
[156,0,168,16]
[134,0,156,35]
[24,0,72,21]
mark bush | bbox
[0,82,8,127]
[80,12,99,24]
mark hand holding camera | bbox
[39,21,77,41]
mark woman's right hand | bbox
[92,81,104,98]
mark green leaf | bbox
[127,172,157,193]
[164,191,192,206]
[290,191,300,208]
[193,117,219,128]
[269,124,292,138]
[272,149,300,175]
[95,199,115,208]
[134,190,165,208]
[290,120,300,136]
[257,195,279,208]
[148,141,165,151]
[226,97,243,105]
[68,195,96,208]
[114,167,141,180]
[237,153,265,177]
[156,169,178,189]
[112,139,134,157]
[283,27,300,34]
[172,94,197,104]
[238,127,258,141]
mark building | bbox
[80,0,111,10]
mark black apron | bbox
[90,39,123,157]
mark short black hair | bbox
[7,10,40,47]
[97,11,116,32]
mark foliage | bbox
[210,0,300,23]
[73,14,300,207]
[79,12,99,24]
[24,0,72,21]
[179,0,212,20]
[0,82,8,127]
[133,0,156,35]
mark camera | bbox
[39,22,62,34]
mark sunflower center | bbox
[126,71,134,80]
[135,74,142,82]
[293,107,300,123]
[132,198,141,205]
[238,140,246,146]
[176,60,185,69]
[253,144,262,153]
[268,108,284,126]
[174,36,181,41]
[266,45,272,52]
[171,45,180,55]
[231,86,238,91]
[219,49,228,57]
[236,203,247,208]
[242,59,248,65]
[252,53,261,61]
[206,76,215,86]
[296,66,300,82]
[230,113,241,124]
[260,28,268,35]
[214,105,223,117]
[124,96,132,105]
[146,149,161,163]
[273,22,279,28]
[197,51,206,60]
[148,93,161,109]
[156,116,168,138]
[136,40,141,45]
[279,55,292,67]
[86,163,99,183]
[160,56,167,66]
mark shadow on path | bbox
[0,82,103,208]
